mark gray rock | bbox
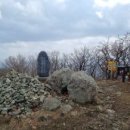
[116,91,122,97]
[43,97,61,111]
[6,78,11,84]
[9,109,22,116]
[40,95,45,102]
[38,115,48,122]
[71,111,78,116]
[47,68,74,93]
[96,105,104,113]
[106,109,115,119]
[60,104,72,114]
[68,71,98,104]
[1,108,9,115]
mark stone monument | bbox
[37,51,50,81]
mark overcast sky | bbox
[0,0,130,61]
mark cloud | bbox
[1,0,129,63]
[94,0,130,8]
[0,10,2,19]
[96,11,103,19]
[0,0,129,43]
[0,36,109,62]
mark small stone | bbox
[40,95,45,102]
[68,100,75,106]
[38,116,48,122]
[11,100,15,105]
[45,84,52,90]
[6,78,11,84]
[63,122,66,126]
[96,105,104,113]
[106,96,111,101]
[9,109,22,116]
[60,104,72,114]
[106,109,115,119]
[116,92,122,97]
[43,97,61,111]
[71,111,78,116]
[113,127,119,130]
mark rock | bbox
[0,70,51,116]
[43,97,61,111]
[106,96,111,101]
[6,78,11,84]
[96,105,104,113]
[1,108,8,115]
[47,68,74,93]
[40,95,45,102]
[9,109,22,116]
[106,109,115,119]
[68,100,75,106]
[68,71,98,104]
[71,111,78,116]
[116,92,122,97]
[95,97,104,105]
[98,88,104,93]
[60,104,72,114]
[38,115,48,122]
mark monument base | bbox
[38,77,48,82]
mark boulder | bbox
[47,68,73,93]
[67,71,98,104]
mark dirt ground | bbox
[0,80,130,130]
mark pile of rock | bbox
[0,71,50,116]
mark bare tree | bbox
[69,47,90,71]
[60,54,71,69]
[2,54,37,76]
[87,50,101,78]
[49,51,61,73]
[27,56,37,76]
[3,54,28,73]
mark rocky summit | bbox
[0,70,50,116]
[0,69,99,117]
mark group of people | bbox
[119,69,130,82]
[107,67,130,83]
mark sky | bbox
[0,0,130,61]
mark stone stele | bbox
[37,51,50,77]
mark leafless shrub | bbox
[2,55,37,76]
